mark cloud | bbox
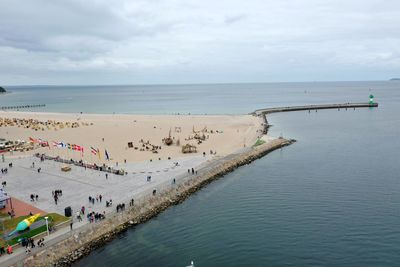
[0,0,399,84]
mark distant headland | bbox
[0,86,6,93]
[390,78,400,81]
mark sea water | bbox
[2,81,397,114]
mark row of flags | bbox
[29,137,110,160]
[52,141,84,152]
[29,137,49,146]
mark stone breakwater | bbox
[12,138,294,267]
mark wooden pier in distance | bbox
[0,104,46,110]
[252,102,378,116]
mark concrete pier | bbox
[253,102,378,116]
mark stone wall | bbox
[13,138,294,267]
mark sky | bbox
[0,0,399,85]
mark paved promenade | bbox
[0,154,210,266]
[0,154,209,217]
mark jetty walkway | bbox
[252,102,378,116]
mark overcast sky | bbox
[0,0,399,85]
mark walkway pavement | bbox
[0,155,208,218]
[0,154,211,266]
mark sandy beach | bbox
[0,111,264,163]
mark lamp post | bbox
[44,216,49,236]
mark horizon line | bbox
[2,78,397,87]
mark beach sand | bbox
[0,111,264,163]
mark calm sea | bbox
[1,81,396,114]
[3,81,400,266]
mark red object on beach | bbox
[29,137,38,143]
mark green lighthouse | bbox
[369,94,374,104]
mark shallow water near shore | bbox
[2,81,400,266]
[64,82,400,266]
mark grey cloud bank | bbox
[0,0,399,85]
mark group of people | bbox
[88,194,103,204]
[116,203,125,212]
[0,244,14,256]
[52,189,63,205]
[187,168,197,175]
[21,237,44,254]
[77,205,105,224]
[1,167,9,174]
[86,211,106,223]
[30,194,39,202]
[105,199,113,207]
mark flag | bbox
[52,141,64,148]
[75,145,84,156]
[91,147,97,155]
[29,137,38,143]
[38,138,49,147]
[105,149,109,161]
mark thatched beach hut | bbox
[182,144,197,153]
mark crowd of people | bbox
[0,117,90,131]
[86,211,106,223]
